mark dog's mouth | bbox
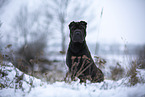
[71,30,84,43]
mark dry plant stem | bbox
[66,55,95,82]
[76,58,87,76]
[72,63,79,79]
[71,56,76,72]
[74,56,81,72]
[76,62,93,77]
[64,71,69,81]
[76,55,91,77]
[71,56,81,79]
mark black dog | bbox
[66,21,104,83]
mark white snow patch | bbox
[0,62,145,97]
[1,80,145,97]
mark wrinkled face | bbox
[69,21,87,43]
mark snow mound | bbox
[1,80,145,97]
[0,63,145,97]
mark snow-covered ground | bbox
[1,80,145,97]
[0,62,145,97]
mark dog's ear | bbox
[80,21,87,29]
[69,21,75,29]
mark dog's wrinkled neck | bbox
[69,41,87,54]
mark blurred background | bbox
[0,0,145,82]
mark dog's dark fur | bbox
[66,21,104,83]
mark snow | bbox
[1,79,145,97]
[0,62,145,97]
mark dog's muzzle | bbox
[72,29,84,43]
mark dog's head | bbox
[69,21,87,43]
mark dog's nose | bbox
[75,31,81,35]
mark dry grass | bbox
[137,45,145,69]
[110,62,124,81]
[94,56,106,69]
[64,55,92,83]
[12,35,50,74]
[127,61,139,86]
